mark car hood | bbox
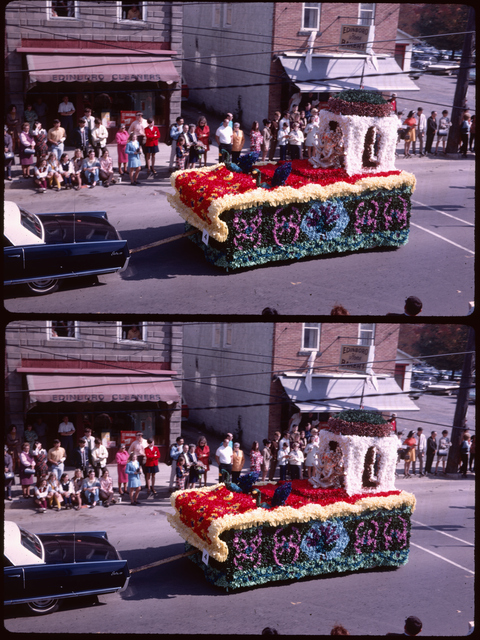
[36,213,121,244]
[38,533,121,564]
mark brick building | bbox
[182,2,418,127]
[4,1,183,141]
[4,320,183,461]
[182,322,418,447]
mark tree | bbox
[398,324,469,376]
[398,4,469,54]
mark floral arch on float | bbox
[167,410,416,590]
[167,90,416,271]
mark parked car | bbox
[426,61,460,75]
[424,381,460,395]
[4,520,130,615]
[411,380,429,391]
[4,201,130,295]
[411,60,429,70]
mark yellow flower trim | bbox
[169,169,416,243]
[168,489,416,562]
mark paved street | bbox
[4,396,475,635]
[4,75,475,316]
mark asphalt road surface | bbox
[4,75,475,316]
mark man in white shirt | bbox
[168,116,184,169]
[58,95,75,144]
[413,427,426,476]
[215,118,233,163]
[58,415,75,463]
[215,437,233,482]
[413,107,426,156]
[168,436,184,489]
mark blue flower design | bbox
[300,521,349,561]
[300,201,349,241]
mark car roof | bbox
[4,201,44,246]
[4,520,44,565]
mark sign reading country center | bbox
[339,25,371,52]
[338,345,371,372]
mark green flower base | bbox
[187,185,413,270]
[185,504,413,590]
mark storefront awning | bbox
[279,374,419,413]
[279,54,419,92]
[25,373,180,409]
[25,53,180,84]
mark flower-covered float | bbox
[167,90,416,270]
[168,410,416,590]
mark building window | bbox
[49,1,78,18]
[223,3,233,27]
[119,1,146,22]
[302,3,321,30]
[302,323,321,350]
[358,323,375,346]
[212,3,221,27]
[212,323,233,348]
[48,321,78,339]
[118,322,147,342]
[358,3,375,26]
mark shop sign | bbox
[121,431,138,447]
[339,25,372,52]
[121,111,138,127]
[339,344,372,372]
[51,393,106,401]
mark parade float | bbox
[167,90,416,270]
[168,410,416,590]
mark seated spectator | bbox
[72,468,84,509]
[46,471,63,510]
[34,477,49,512]
[72,148,84,190]
[59,472,74,509]
[59,152,74,189]
[33,157,49,192]
[82,469,100,507]
[82,149,100,188]
[46,152,63,191]
[99,148,115,186]
[99,468,115,506]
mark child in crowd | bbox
[59,472,74,508]
[46,152,63,191]
[59,152,74,189]
[34,477,49,512]
[175,134,188,170]
[34,157,49,192]
[46,472,63,510]
[175,454,187,490]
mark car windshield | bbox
[20,526,43,560]
[21,210,43,240]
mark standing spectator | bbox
[144,438,160,496]
[249,121,263,153]
[126,452,141,504]
[403,111,416,158]
[413,427,426,476]
[186,123,200,169]
[269,111,281,160]
[469,115,475,152]
[6,104,21,153]
[215,117,234,162]
[4,445,15,501]
[261,119,272,161]
[99,468,115,506]
[115,443,129,497]
[4,124,14,181]
[459,433,471,476]
[435,110,451,155]
[215,436,234,483]
[59,152,74,189]
[231,442,245,483]
[288,442,304,480]
[34,96,48,129]
[58,95,75,143]
[304,439,319,478]
[126,132,141,184]
[91,118,108,158]
[288,122,304,160]
[279,111,290,132]
[34,477,49,512]
[168,436,184,489]
[128,431,147,474]
[425,431,437,474]
[261,439,272,481]
[83,107,95,145]
[269,431,281,481]
[59,472,75,509]
[58,415,75,463]
[47,119,66,160]
[99,148,115,186]
[175,134,188,170]
[91,437,108,478]
[168,116,184,169]
[23,423,38,449]
[23,103,37,129]
[412,107,426,156]
[32,440,48,479]
[47,439,66,480]
[73,437,90,477]
[128,111,147,158]
[6,425,22,473]
[304,117,318,158]
[74,117,90,156]
[435,430,451,475]
[144,118,160,175]
[175,454,188,490]
[195,436,210,486]
[403,431,416,478]
[19,443,36,499]
[425,111,438,155]
[278,441,290,481]
[469,434,475,472]
[388,93,397,113]
[32,120,48,160]
[459,113,471,156]
[249,440,263,473]
[186,444,201,489]
[33,416,47,449]
[116,122,129,176]
[231,122,245,163]
[195,116,210,166]
[19,122,36,179]
[82,469,100,508]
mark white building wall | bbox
[182,2,274,127]
[182,323,274,447]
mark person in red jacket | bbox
[144,118,160,176]
[144,438,160,496]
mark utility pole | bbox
[446,326,475,473]
[446,6,475,153]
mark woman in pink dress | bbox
[250,440,263,473]
[115,123,129,176]
[195,116,210,167]
[115,443,129,496]
[249,121,263,153]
